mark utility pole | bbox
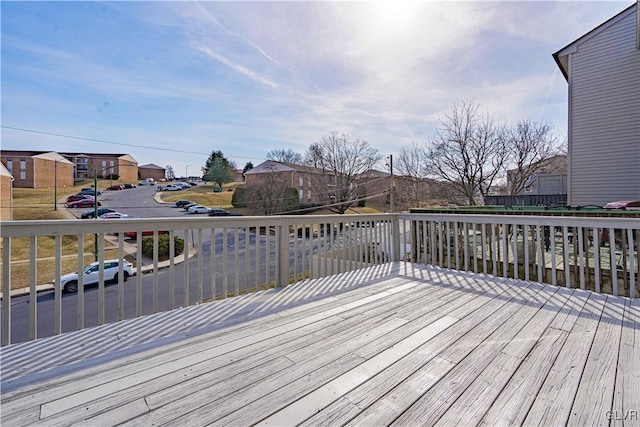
[54,159,58,211]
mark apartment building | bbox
[0,150,138,188]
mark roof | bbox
[31,152,74,164]
[139,163,165,170]
[245,160,328,175]
[553,3,637,80]
[1,150,137,162]
[0,162,13,178]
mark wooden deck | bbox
[1,262,638,426]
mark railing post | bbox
[276,219,290,287]
[391,214,401,261]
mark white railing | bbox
[397,213,639,300]
[1,213,638,346]
[1,214,397,346]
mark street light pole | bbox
[185,164,192,180]
[388,154,394,213]
[94,168,99,261]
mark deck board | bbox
[1,262,637,427]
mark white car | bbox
[99,212,130,219]
[163,185,182,191]
[54,259,134,293]
[188,205,210,214]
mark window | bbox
[6,159,12,173]
[20,159,26,180]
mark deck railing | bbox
[1,213,638,346]
[1,214,397,346]
[397,213,639,299]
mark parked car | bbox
[99,212,129,219]
[139,178,155,186]
[175,200,192,208]
[183,203,197,211]
[107,185,124,190]
[53,259,133,293]
[122,183,137,189]
[66,194,92,203]
[66,198,101,208]
[188,205,210,214]
[79,188,102,195]
[81,208,117,219]
[163,185,182,191]
[208,208,243,217]
[123,230,170,240]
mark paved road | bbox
[7,185,329,344]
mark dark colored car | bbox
[123,230,170,240]
[183,203,197,211]
[175,200,192,208]
[66,194,92,203]
[81,208,117,219]
[66,199,101,208]
[122,183,137,189]
[107,185,124,190]
[79,188,102,195]
[208,208,243,217]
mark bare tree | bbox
[266,149,303,165]
[428,100,507,205]
[165,165,175,180]
[395,142,432,207]
[505,120,563,195]
[307,131,382,214]
[304,143,322,168]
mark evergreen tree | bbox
[202,151,234,187]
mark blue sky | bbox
[1,1,631,176]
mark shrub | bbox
[232,186,247,208]
[141,235,184,259]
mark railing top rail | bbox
[0,213,396,238]
[398,212,640,228]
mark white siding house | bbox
[553,2,640,207]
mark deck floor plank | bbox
[5,278,438,424]
[569,295,626,426]
[523,292,606,426]
[333,281,542,426]
[388,282,557,426]
[300,279,534,426]
[0,262,636,427]
[612,298,640,427]
[433,286,566,426]
[478,287,589,426]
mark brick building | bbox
[0,162,14,221]
[0,150,138,188]
[138,164,166,181]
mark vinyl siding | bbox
[568,9,640,206]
